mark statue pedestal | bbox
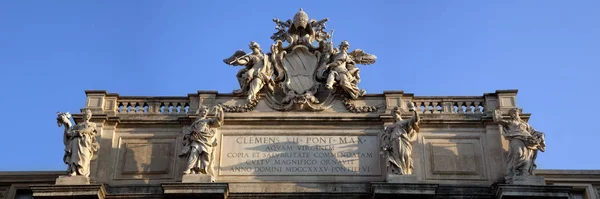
[162,183,229,199]
[372,175,434,198]
[162,174,226,198]
[512,175,546,185]
[386,174,418,183]
[31,175,104,198]
[371,183,437,199]
[494,184,571,199]
[55,175,90,185]
[182,174,214,183]
[31,184,106,199]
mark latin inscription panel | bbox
[219,135,380,176]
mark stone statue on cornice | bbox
[381,105,420,175]
[223,41,275,102]
[179,105,224,182]
[493,108,546,184]
[56,108,99,178]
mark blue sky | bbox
[0,1,598,171]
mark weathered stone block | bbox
[182,174,213,183]
[371,183,437,199]
[387,174,418,183]
[31,184,106,199]
[512,175,545,185]
[494,184,571,199]
[162,183,228,199]
[55,175,90,185]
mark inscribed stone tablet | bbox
[219,135,380,176]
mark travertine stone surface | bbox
[216,122,383,183]
[0,186,8,199]
[55,175,90,185]
[31,184,106,199]
[54,11,562,194]
[371,183,437,199]
[74,89,525,186]
[162,183,228,199]
[386,174,418,183]
[512,176,546,185]
[2,170,594,198]
[219,135,380,176]
[182,174,213,183]
[494,184,571,199]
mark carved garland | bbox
[341,95,379,113]
[220,97,260,113]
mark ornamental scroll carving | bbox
[223,9,377,112]
[221,98,259,113]
[341,96,379,113]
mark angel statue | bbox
[179,105,224,181]
[323,40,377,99]
[493,108,546,184]
[56,108,99,177]
[380,105,420,175]
[223,41,275,102]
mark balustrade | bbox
[109,95,487,115]
[116,97,190,114]
[411,97,485,114]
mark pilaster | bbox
[495,89,518,112]
[93,119,118,184]
[85,90,107,114]
[383,90,404,113]
[194,90,218,114]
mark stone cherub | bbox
[493,108,546,184]
[179,105,224,181]
[380,105,420,175]
[223,41,275,102]
[56,108,99,177]
[321,40,377,99]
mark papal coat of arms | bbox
[223,9,377,111]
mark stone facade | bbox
[1,170,599,198]
[77,89,514,186]
[0,89,594,199]
[1,9,599,199]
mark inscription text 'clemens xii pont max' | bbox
[219,135,380,176]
